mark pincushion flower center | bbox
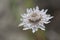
[31,13,37,17]
[29,13,41,23]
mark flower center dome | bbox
[29,13,41,23]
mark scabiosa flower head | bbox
[19,6,53,33]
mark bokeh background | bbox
[0,0,60,40]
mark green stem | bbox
[34,30,45,40]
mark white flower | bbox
[18,6,53,33]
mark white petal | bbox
[36,6,39,10]
[39,26,45,30]
[32,29,36,33]
[41,24,45,28]
[29,8,33,12]
[49,16,53,19]
[18,23,24,27]
[41,9,44,12]
[32,27,38,33]
[44,9,48,13]
[44,21,51,24]
[21,14,27,18]
[33,8,35,11]
[26,8,31,13]
[23,28,29,30]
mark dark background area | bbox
[35,0,60,40]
